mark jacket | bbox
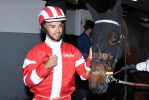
[22,36,91,100]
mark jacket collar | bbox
[45,35,62,48]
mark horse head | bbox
[86,0,127,94]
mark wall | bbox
[0,0,45,99]
[0,0,45,33]
[65,9,93,36]
[0,32,43,99]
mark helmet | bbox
[39,6,66,26]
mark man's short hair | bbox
[83,20,94,30]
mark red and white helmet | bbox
[39,6,66,26]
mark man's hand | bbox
[89,47,92,59]
[121,64,136,70]
[121,64,138,73]
[44,55,58,69]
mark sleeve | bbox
[136,59,149,72]
[22,48,53,88]
[74,47,91,80]
[81,57,91,79]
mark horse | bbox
[86,0,149,99]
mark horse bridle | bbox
[91,52,113,75]
[91,19,149,87]
[91,19,126,83]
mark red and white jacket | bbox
[22,36,91,100]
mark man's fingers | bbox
[44,54,58,69]
[49,55,58,61]
[89,47,92,59]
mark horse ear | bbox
[110,0,123,20]
[112,0,122,14]
[86,3,99,21]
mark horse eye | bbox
[107,30,119,46]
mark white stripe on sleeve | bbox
[84,62,91,71]
[23,75,27,86]
[75,56,85,67]
[23,59,36,68]
[80,75,87,80]
[30,69,44,85]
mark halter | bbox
[91,52,113,76]
[91,19,125,78]
[91,19,149,87]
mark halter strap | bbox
[95,19,120,26]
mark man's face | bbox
[44,21,64,42]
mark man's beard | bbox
[47,33,64,42]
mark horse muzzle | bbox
[89,74,109,94]
[90,82,108,94]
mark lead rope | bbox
[109,75,149,87]
[123,18,129,100]
[119,18,131,100]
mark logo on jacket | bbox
[63,54,75,57]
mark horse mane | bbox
[124,17,149,58]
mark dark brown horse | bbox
[86,0,149,99]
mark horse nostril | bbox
[91,83,108,94]
[92,89,97,94]
[98,83,105,90]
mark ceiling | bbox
[121,0,149,24]
[119,0,149,23]
[66,0,149,23]
[45,0,149,23]
[122,0,149,13]
[66,0,149,12]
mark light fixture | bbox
[143,18,148,21]
[66,0,78,4]
[132,0,137,2]
[140,14,148,22]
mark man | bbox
[22,6,91,100]
[77,20,94,100]
[123,59,149,72]
[77,20,94,60]
[136,59,149,72]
